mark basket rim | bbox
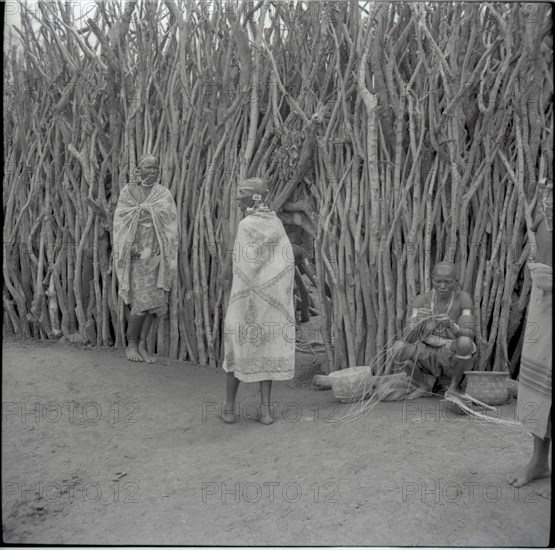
[464,371,509,376]
[328,366,372,378]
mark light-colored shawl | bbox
[222,209,296,382]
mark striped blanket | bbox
[517,262,552,438]
[222,209,296,382]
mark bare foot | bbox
[138,341,157,363]
[257,405,273,425]
[222,403,237,424]
[126,343,143,362]
[222,411,237,423]
[507,461,551,488]
[406,388,428,400]
[446,385,463,396]
[537,479,552,499]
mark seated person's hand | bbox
[434,314,453,328]
[423,334,452,347]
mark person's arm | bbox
[219,222,242,289]
[403,296,434,341]
[290,244,317,286]
[219,257,232,281]
[449,292,475,339]
[300,256,318,287]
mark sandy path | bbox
[1,341,551,546]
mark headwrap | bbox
[239,177,269,200]
[432,261,457,278]
[138,154,158,168]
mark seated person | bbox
[393,261,476,399]
[283,225,332,321]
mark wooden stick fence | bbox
[3,1,552,375]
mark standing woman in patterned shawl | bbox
[220,178,296,425]
[113,154,178,363]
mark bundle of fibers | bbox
[443,393,530,434]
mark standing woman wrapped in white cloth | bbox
[220,178,296,424]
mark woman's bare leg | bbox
[224,372,240,423]
[259,380,273,424]
[447,337,474,394]
[138,313,157,363]
[126,314,145,362]
[507,435,551,493]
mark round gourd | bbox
[457,336,475,356]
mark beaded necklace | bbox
[246,204,271,215]
[137,183,154,204]
[430,288,454,315]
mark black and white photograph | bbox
[2,0,552,546]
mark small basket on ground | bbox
[464,371,509,405]
[328,366,373,403]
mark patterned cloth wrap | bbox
[113,184,178,316]
[408,339,476,381]
[222,209,296,382]
[517,262,552,438]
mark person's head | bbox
[237,178,269,212]
[431,261,457,297]
[137,154,159,186]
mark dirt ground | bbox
[1,338,552,546]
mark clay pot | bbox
[464,371,509,405]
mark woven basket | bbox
[464,371,508,405]
[328,366,373,403]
